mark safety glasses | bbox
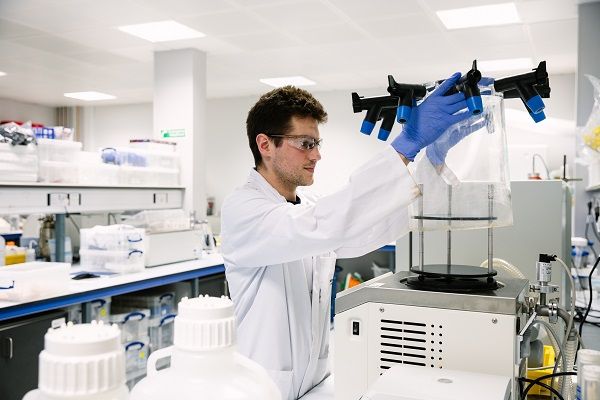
[268,135,323,151]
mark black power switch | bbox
[352,321,360,336]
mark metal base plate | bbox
[407,264,498,293]
[409,264,497,278]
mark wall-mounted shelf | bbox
[0,182,185,214]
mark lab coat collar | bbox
[248,168,290,204]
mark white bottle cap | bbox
[39,321,125,396]
[583,364,600,381]
[174,295,236,351]
[572,237,588,247]
[578,349,600,365]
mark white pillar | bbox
[153,49,207,216]
[576,1,600,126]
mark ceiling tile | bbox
[251,0,345,30]
[0,18,44,39]
[528,19,577,56]
[180,10,269,37]
[13,35,96,56]
[327,0,423,19]
[446,25,529,52]
[516,0,577,23]
[54,27,152,51]
[136,0,235,17]
[290,23,366,45]
[357,12,440,38]
[221,31,302,51]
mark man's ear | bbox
[256,133,271,160]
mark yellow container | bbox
[527,345,557,397]
[6,253,26,265]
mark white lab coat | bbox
[221,146,421,400]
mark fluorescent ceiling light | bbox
[479,57,533,72]
[436,3,520,29]
[259,76,316,88]
[64,91,116,101]
[0,71,6,77]
[118,20,205,43]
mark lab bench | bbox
[0,255,225,400]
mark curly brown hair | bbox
[246,86,328,167]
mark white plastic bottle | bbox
[130,295,281,400]
[583,365,600,400]
[577,349,600,400]
[23,321,129,400]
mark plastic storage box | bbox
[0,143,38,182]
[109,309,151,343]
[125,338,149,390]
[79,249,145,273]
[148,314,176,353]
[129,139,177,153]
[80,225,145,252]
[77,151,120,186]
[37,139,82,162]
[113,291,175,318]
[102,147,180,169]
[122,209,190,234]
[0,262,70,301]
[118,166,179,187]
[38,161,79,184]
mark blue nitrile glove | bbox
[391,72,471,161]
[426,116,488,166]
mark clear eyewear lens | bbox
[292,138,322,151]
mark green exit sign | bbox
[161,128,185,138]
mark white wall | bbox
[80,103,153,151]
[0,97,56,126]
[80,73,577,215]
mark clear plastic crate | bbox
[78,152,119,186]
[122,209,190,234]
[148,314,176,353]
[124,337,149,389]
[80,225,145,252]
[102,147,180,169]
[110,309,150,343]
[113,291,175,318]
[119,166,179,186]
[79,249,145,273]
[0,262,70,301]
[37,138,82,162]
[0,143,38,182]
[38,161,79,184]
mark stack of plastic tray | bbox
[0,143,38,182]
[122,209,190,234]
[113,290,176,354]
[100,147,180,187]
[77,151,120,186]
[109,308,151,389]
[37,139,82,184]
[79,225,146,274]
[66,297,111,324]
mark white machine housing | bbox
[334,271,529,400]
[145,230,203,267]
[362,364,511,400]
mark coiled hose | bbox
[479,258,527,279]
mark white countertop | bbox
[0,253,224,310]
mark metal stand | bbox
[55,213,65,263]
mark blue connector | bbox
[396,105,412,123]
[466,96,483,115]
[526,95,545,114]
[529,109,546,123]
[377,128,391,141]
[360,120,375,135]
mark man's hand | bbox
[391,72,471,161]
[426,116,488,166]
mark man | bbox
[221,73,471,399]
